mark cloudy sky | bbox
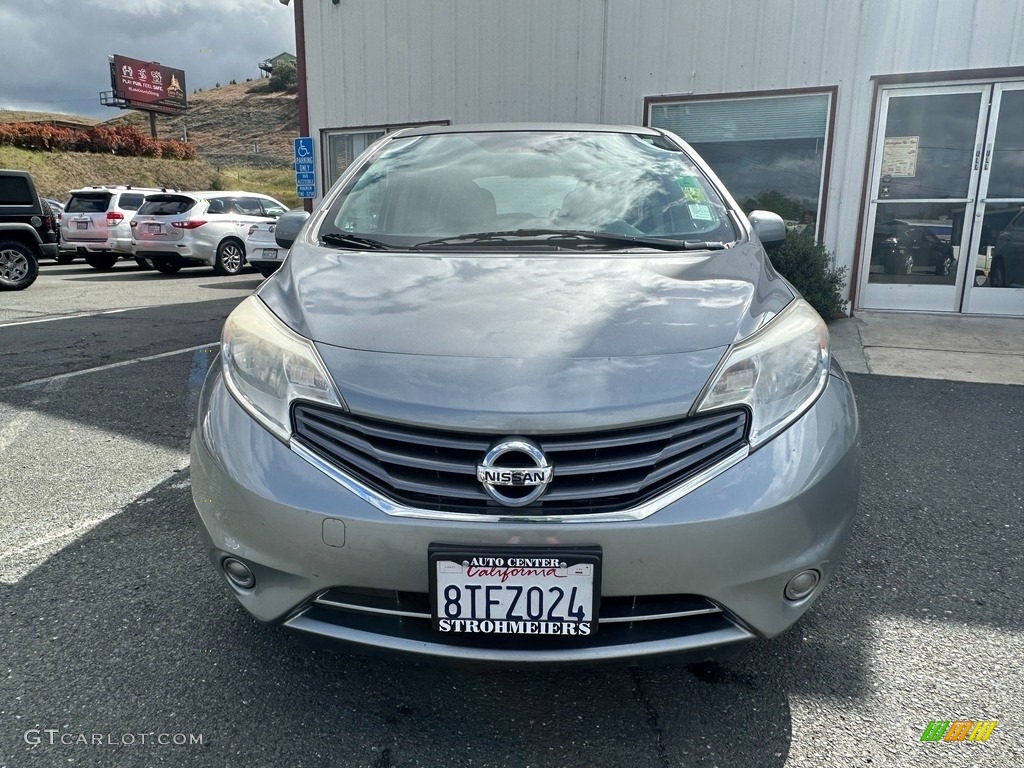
[0,0,295,119]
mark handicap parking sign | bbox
[293,138,316,198]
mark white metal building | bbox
[293,0,1024,317]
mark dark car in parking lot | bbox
[0,169,59,290]
[990,209,1024,288]
[870,219,955,276]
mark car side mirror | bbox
[748,210,787,250]
[275,209,310,249]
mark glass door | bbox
[859,86,990,312]
[961,82,1024,316]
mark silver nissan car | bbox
[191,124,860,663]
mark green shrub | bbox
[769,231,849,320]
[267,59,298,93]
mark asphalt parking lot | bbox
[1,261,1021,768]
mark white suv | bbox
[131,191,288,275]
[60,186,165,270]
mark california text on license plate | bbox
[429,546,601,637]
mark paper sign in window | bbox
[881,136,919,178]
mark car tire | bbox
[989,259,1006,288]
[213,239,246,276]
[0,240,40,291]
[884,252,913,275]
[152,260,182,275]
[936,255,953,277]
[135,257,154,270]
[55,252,76,264]
[84,253,118,271]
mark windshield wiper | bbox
[412,229,726,251]
[321,232,390,250]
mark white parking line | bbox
[0,379,67,456]
[15,342,220,390]
[0,307,148,328]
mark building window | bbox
[322,122,449,189]
[647,90,834,239]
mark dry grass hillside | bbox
[1,80,300,206]
[0,145,299,208]
[0,110,97,126]
[0,146,211,201]
[108,81,298,169]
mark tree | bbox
[267,59,298,93]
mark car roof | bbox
[68,185,166,194]
[190,191,277,198]
[392,122,663,139]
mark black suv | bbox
[0,169,58,290]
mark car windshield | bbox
[320,130,737,250]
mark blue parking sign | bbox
[293,137,314,161]
[293,137,316,198]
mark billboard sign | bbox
[110,54,187,114]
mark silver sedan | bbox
[191,124,860,663]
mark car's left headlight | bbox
[221,295,345,441]
[695,298,829,448]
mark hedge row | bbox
[0,122,197,160]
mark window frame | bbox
[644,86,838,243]
[232,197,265,216]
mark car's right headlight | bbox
[694,298,830,448]
[221,295,344,442]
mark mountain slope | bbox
[1,81,300,204]
[106,81,298,169]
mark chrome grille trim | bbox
[310,590,724,624]
[599,606,722,624]
[291,406,749,519]
[290,438,747,523]
[314,596,427,620]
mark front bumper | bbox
[191,358,860,663]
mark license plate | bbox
[429,546,600,637]
[261,248,280,259]
[76,221,88,230]
[148,224,161,233]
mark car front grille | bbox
[284,587,748,655]
[291,404,748,515]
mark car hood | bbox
[258,243,793,428]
